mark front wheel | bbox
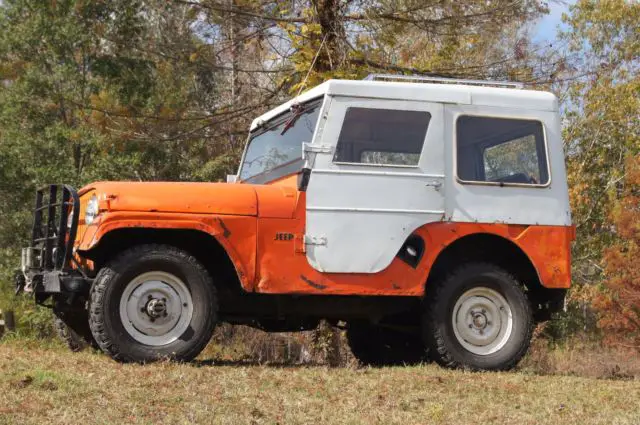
[423,262,533,371]
[89,244,218,363]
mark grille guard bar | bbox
[25,185,80,274]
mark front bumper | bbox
[18,185,90,298]
[19,263,88,294]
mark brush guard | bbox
[18,185,87,298]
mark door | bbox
[305,96,445,273]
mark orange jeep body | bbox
[74,176,572,297]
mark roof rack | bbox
[363,74,524,89]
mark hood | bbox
[80,181,258,216]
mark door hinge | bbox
[304,235,328,246]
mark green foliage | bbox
[0,0,243,333]
[560,0,639,285]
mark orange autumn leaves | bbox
[595,155,640,348]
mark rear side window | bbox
[456,116,549,185]
[333,108,430,166]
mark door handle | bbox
[425,180,442,191]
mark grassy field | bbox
[0,339,639,425]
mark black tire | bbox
[89,244,218,363]
[53,315,94,352]
[347,321,426,366]
[423,262,533,371]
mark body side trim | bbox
[307,206,446,214]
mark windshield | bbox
[239,100,322,184]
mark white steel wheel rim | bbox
[119,271,193,347]
[451,286,513,356]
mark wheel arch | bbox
[81,227,247,293]
[425,232,565,318]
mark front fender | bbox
[78,211,257,290]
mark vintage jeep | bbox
[18,75,573,370]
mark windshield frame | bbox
[237,97,324,184]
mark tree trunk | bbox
[310,0,345,72]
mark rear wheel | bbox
[423,262,533,371]
[89,244,218,363]
[347,321,426,366]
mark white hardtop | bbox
[294,77,570,274]
[250,79,558,131]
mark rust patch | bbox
[300,275,326,290]
[217,218,231,238]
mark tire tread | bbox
[89,244,217,363]
[423,262,533,371]
[54,317,87,352]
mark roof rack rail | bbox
[363,74,524,89]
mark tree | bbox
[182,1,550,94]
[558,0,639,285]
[594,155,640,348]
[285,0,550,92]
[0,0,237,316]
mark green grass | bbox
[0,339,639,425]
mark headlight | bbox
[85,194,100,225]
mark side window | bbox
[456,116,549,185]
[333,108,430,166]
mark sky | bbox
[533,1,574,43]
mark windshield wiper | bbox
[280,104,305,135]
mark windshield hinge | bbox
[303,143,332,155]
